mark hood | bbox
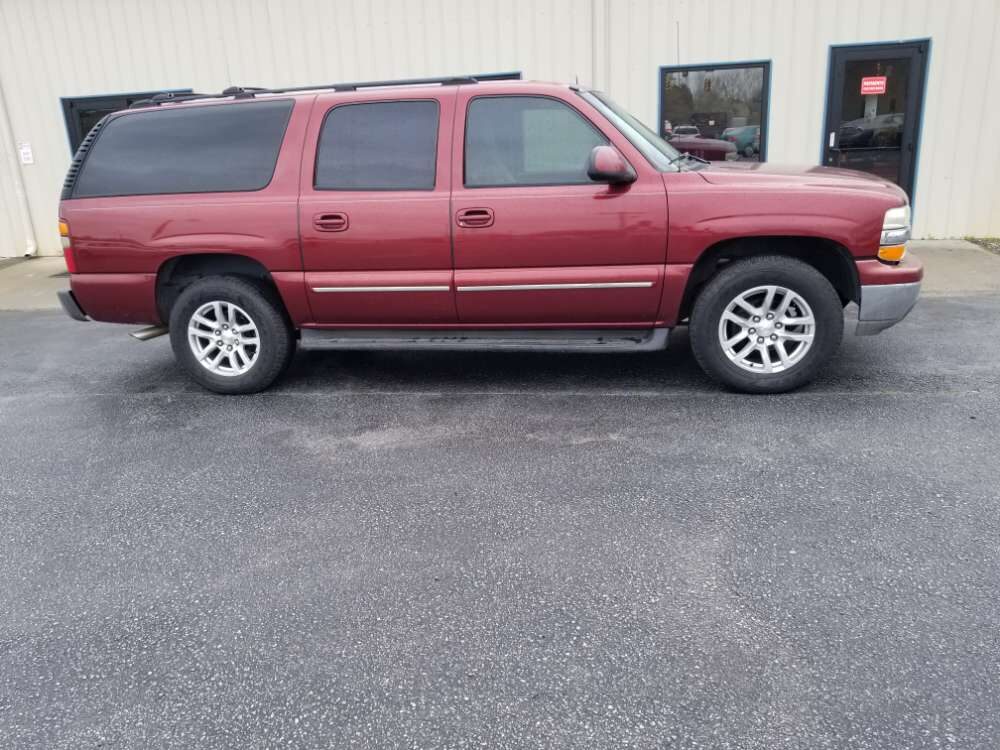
[697,161,908,203]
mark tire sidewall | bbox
[169,277,293,394]
[690,257,844,393]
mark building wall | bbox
[0,0,997,257]
[0,77,33,258]
[604,0,1000,240]
[0,143,28,258]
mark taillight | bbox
[59,219,77,273]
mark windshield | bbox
[580,90,681,171]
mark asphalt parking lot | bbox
[2,272,1000,747]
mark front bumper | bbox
[856,280,921,335]
[57,290,88,321]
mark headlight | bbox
[879,205,910,261]
[881,205,910,245]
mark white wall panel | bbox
[605,0,1000,238]
[0,141,26,258]
[0,0,997,255]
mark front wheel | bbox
[689,255,844,393]
[169,276,295,394]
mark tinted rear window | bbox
[314,101,438,190]
[72,100,293,198]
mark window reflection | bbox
[832,58,909,184]
[659,63,769,162]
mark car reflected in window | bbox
[660,62,770,162]
[672,124,701,137]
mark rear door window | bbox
[314,100,439,190]
[72,99,293,198]
[464,96,608,187]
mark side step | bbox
[300,327,669,353]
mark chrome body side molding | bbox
[456,281,654,292]
[311,285,451,293]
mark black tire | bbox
[689,255,843,393]
[168,276,295,394]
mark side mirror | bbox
[587,145,637,184]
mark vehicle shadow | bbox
[34,297,994,398]
[282,327,714,394]
[116,323,888,396]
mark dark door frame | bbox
[821,39,929,203]
[60,89,193,153]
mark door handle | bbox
[313,212,349,232]
[456,207,494,228]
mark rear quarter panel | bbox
[59,97,313,323]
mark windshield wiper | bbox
[672,151,709,165]
[669,151,710,169]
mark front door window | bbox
[464,96,607,187]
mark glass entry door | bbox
[822,41,928,198]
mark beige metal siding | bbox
[0,72,34,258]
[0,137,26,257]
[604,0,1000,238]
[0,0,997,256]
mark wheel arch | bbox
[156,253,286,323]
[678,236,859,322]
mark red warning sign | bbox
[860,76,887,95]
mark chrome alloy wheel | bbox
[718,285,815,373]
[187,301,260,377]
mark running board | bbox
[300,327,669,353]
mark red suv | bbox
[57,76,922,394]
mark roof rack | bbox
[129,71,522,109]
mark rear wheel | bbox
[689,255,843,393]
[169,276,294,394]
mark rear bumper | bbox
[66,272,160,324]
[57,290,88,321]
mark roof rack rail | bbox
[128,71,522,109]
[267,74,478,95]
[129,91,212,108]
